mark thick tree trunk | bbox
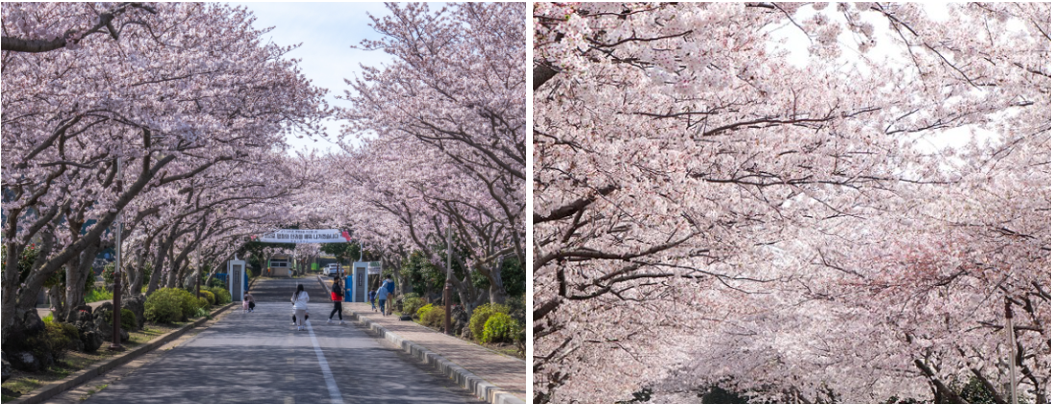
[62,241,100,322]
[2,240,27,337]
[48,284,65,321]
[16,229,59,322]
[130,231,158,295]
[146,233,173,295]
[486,262,508,305]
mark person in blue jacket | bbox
[375,284,389,315]
[368,289,377,311]
[381,277,395,316]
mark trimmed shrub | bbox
[200,290,216,306]
[209,287,231,305]
[470,303,510,341]
[402,293,424,319]
[144,288,184,323]
[417,303,434,321]
[420,305,446,328]
[196,297,209,311]
[171,289,198,320]
[481,312,517,343]
[104,308,138,331]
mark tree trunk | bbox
[146,233,173,295]
[62,241,100,322]
[48,284,65,321]
[16,229,59,323]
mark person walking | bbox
[244,290,256,313]
[376,284,389,316]
[382,276,395,316]
[328,277,345,325]
[368,289,378,312]
[291,284,310,331]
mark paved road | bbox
[85,278,482,404]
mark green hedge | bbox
[416,303,433,320]
[174,289,198,319]
[470,303,510,340]
[402,293,424,318]
[200,290,216,306]
[104,308,138,331]
[146,288,211,323]
[208,287,231,305]
[481,312,517,343]
[420,305,445,328]
[144,288,184,323]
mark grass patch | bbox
[2,377,42,396]
[2,394,16,402]
[84,288,114,303]
[127,326,167,345]
[1,321,182,399]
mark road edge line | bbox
[313,275,523,404]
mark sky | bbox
[235,2,975,157]
[231,2,397,155]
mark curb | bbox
[9,303,235,404]
[346,309,525,404]
[314,276,524,404]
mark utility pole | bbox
[443,226,452,335]
[109,157,124,351]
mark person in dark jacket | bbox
[328,278,345,325]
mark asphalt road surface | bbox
[85,278,481,404]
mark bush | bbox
[144,288,184,323]
[170,289,198,320]
[420,305,446,328]
[209,287,231,305]
[26,319,81,360]
[196,297,209,311]
[470,303,510,340]
[417,303,434,321]
[104,308,138,331]
[402,293,424,319]
[200,290,216,306]
[481,312,517,343]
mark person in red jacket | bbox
[327,277,345,325]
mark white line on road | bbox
[306,320,344,404]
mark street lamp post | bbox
[109,157,124,351]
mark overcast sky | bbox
[232,2,396,154]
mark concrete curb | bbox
[10,303,235,404]
[313,276,523,404]
[346,309,525,404]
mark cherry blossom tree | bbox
[342,2,526,269]
[533,2,1048,403]
[312,2,526,312]
[2,2,328,334]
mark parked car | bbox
[324,264,341,276]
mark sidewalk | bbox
[343,301,527,403]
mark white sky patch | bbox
[762,2,999,154]
[232,2,396,155]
